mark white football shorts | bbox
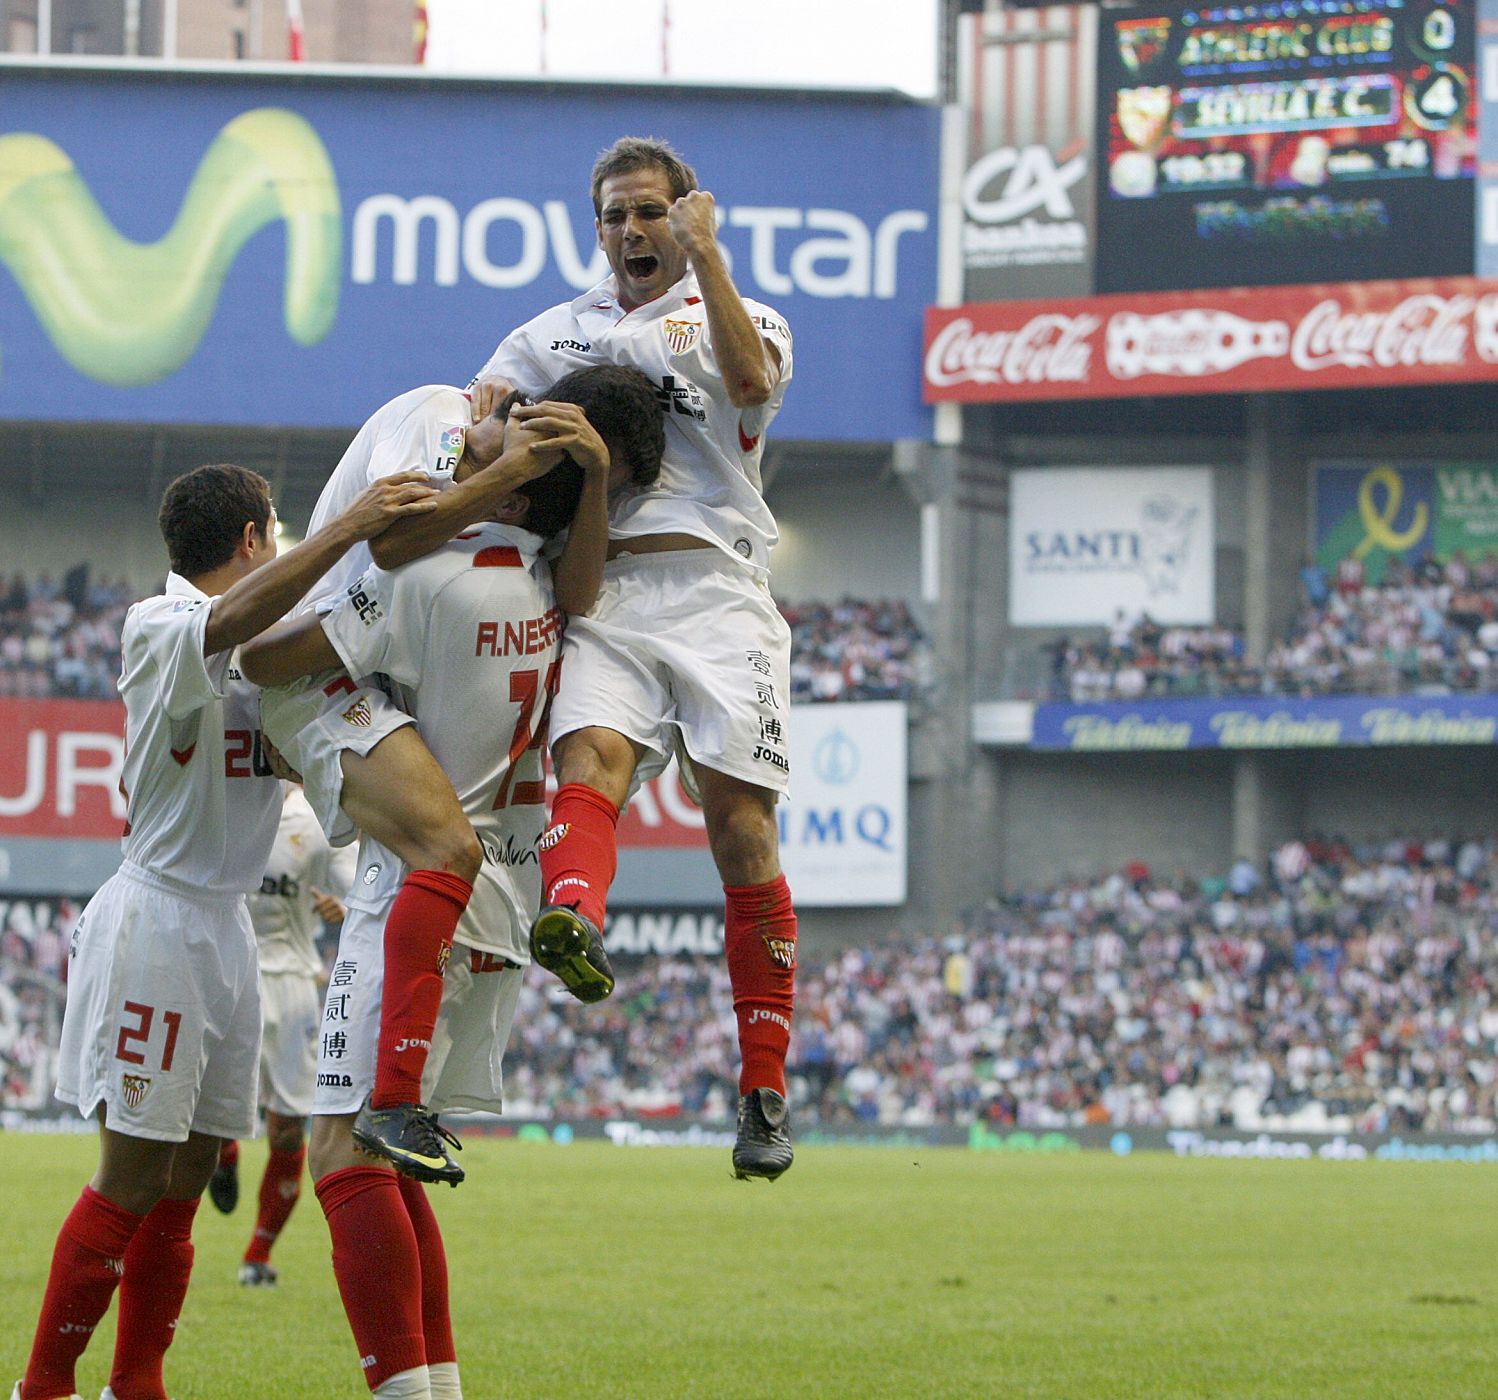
[258,968,320,1118]
[56,862,262,1143]
[312,903,523,1118]
[551,549,792,798]
[259,667,414,846]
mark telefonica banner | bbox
[0,697,907,905]
[0,68,937,439]
[1009,466,1215,626]
[1032,694,1498,751]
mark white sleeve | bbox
[745,302,794,388]
[319,563,429,688]
[474,328,551,399]
[126,597,229,721]
[365,393,463,486]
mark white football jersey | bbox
[248,784,355,978]
[320,522,562,962]
[301,385,470,613]
[477,270,793,577]
[117,574,281,894]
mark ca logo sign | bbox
[961,145,1086,225]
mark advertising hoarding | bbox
[1009,467,1215,626]
[1032,693,1498,749]
[1095,0,1476,293]
[0,69,938,441]
[959,4,1099,301]
[1314,461,1498,581]
[924,276,1498,403]
[0,698,908,907]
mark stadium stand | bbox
[8,838,1495,1135]
[0,568,133,699]
[0,575,930,706]
[1050,553,1498,701]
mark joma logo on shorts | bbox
[753,744,790,773]
[318,1072,354,1088]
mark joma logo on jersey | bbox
[663,318,701,355]
[550,338,591,352]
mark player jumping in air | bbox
[240,380,655,1400]
[12,465,437,1400]
[471,136,799,1180]
[256,369,661,1184]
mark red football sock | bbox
[217,1138,239,1170]
[108,1195,199,1400]
[21,1186,144,1400]
[373,868,473,1108]
[724,876,798,1095]
[538,783,620,930]
[396,1173,456,1367]
[315,1168,426,1390]
[244,1145,306,1265]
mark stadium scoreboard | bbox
[1097,0,1475,292]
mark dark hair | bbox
[157,464,273,578]
[516,458,586,541]
[590,136,698,216]
[543,365,665,488]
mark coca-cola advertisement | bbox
[923,276,1498,403]
[1096,0,1476,292]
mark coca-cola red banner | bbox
[923,276,1498,403]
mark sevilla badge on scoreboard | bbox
[121,1073,151,1109]
[663,318,701,356]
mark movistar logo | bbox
[0,107,340,385]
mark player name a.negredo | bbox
[474,608,563,658]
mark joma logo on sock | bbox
[748,1008,792,1032]
[394,1037,432,1053]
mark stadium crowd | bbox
[1052,552,1498,702]
[781,597,930,704]
[0,569,133,700]
[9,836,1498,1136]
[0,571,929,707]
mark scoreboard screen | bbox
[1095,0,1475,293]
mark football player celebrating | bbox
[471,136,800,1180]
[207,781,357,1288]
[240,383,647,1400]
[256,368,661,1183]
[12,465,437,1400]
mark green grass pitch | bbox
[3,1134,1497,1398]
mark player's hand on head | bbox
[470,375,515,424]
[260,735,303,783]
[340,472,440,539]
[509,401,611,478]
[667,189,718,258]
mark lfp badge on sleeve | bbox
[777,702,907,906]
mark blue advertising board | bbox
[1033,694,1498,750]
[0,68,938,438]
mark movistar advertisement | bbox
[0,70,937,437]
[1096,0,1476,292]
[1314,461,1498,581]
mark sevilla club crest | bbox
[121,1073,151,1110]
[664,318,701,356]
